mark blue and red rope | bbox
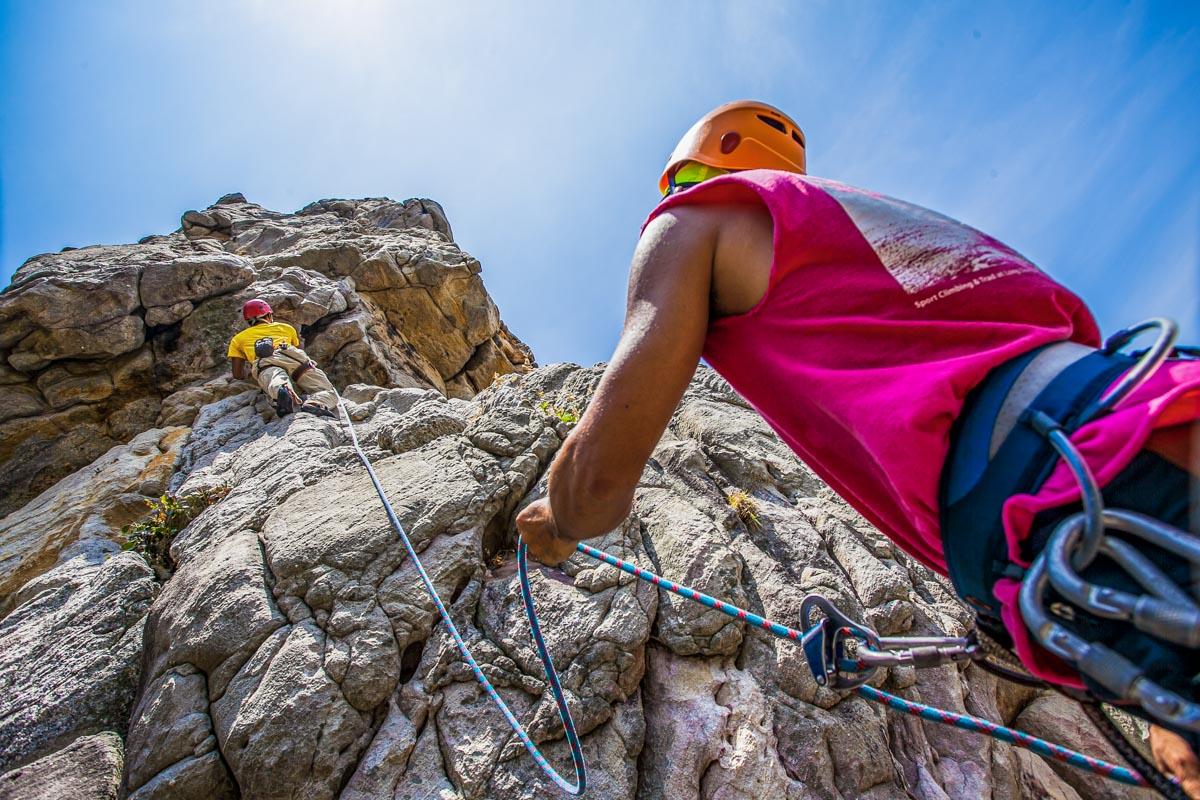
[572,541,1149,789]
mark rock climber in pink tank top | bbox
[516,101,1200,795]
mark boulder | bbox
[140,254,254,308]
[145,300,193,327]
[244,267,350,327]
[157,376,254,428]
[0,426,188,608]
[0,553,157,771]
[8,315,144,372]
[0,383,46,424]
[0,264,140,349]
[0,732,124,800]
[35,361,114,409]
[0,404,117,519]
[299,197,454,242]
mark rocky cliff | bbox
[0,196,1149,800]
[0,193,532,597]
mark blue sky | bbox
[2,1,1197,366]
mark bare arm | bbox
[1151,725,1200,799]
[518,206,720,561]
[231,357,249,381]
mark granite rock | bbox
[0,426,188,610]
[0,553,157,772]
[0,194,532,517]
[116,365,1151,800]
[0,732,124,800]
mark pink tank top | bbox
[643,170,1100,573]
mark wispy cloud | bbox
[2,2,1196,360]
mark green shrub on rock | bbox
[119,487,228,578]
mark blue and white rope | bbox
[337,398,1146,793]
[337,400,585,795]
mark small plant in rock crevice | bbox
[726,490,762,530]
[536,391,581,425]
[539,400,580,425]
[120,487,229,579]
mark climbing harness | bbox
[255,342,315,382]
[333,316,1197,796]
[1016,319,1200,737]
[937,315,1198,798]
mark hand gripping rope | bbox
[336,389,1159,796]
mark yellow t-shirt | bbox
[227,321,300,362]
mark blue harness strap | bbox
[939,348,1136,626]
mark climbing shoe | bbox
[274,386,297,417]
[299,401,337,419]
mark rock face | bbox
[0,196,1153,799]
[0,194,533,519]
[0,425,187,611]
[0,732,124,800]
[0,552,156,771]
[118,367,1147,800]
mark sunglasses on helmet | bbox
[663,161,731,196]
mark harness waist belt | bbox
[255,345,314,381]
[939,346,1136,626]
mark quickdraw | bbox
[575,542,1152,790]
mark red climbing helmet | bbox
[242,299,272,321]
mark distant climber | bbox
[227,299,338,418]
[517,100,1200,795]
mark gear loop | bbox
[1080,316,1178,425]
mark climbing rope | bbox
[1083,702,1190,800]
[335,395,1155,795]
[575,542,1151,789]
[336,397,586,795]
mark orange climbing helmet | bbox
[658,100,807,195]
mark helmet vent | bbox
[756,115,787,133]
[792,131,805,146]
[719,132,741,154]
